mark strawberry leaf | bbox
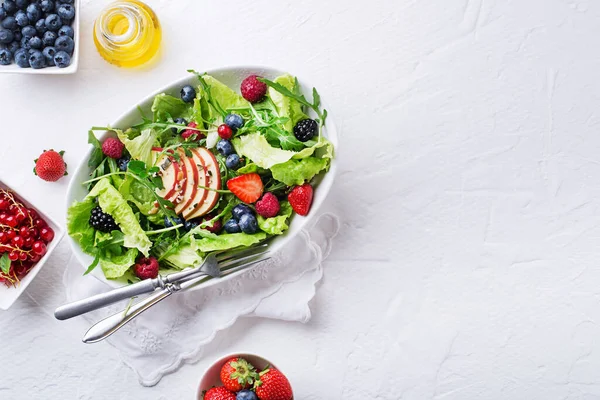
[0,253,10,274]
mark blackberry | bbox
[89,206,119,232]
[293,118,318,142]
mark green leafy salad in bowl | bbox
[66,69,335,285]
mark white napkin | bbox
[62,213,339,386]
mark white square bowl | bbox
[0,180,64,310]
[0,0,80,74]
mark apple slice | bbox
[186,147,221,220]
[181,148,208,219]
[154,150,184,205]
[174,148,199,215]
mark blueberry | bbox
[14,10,28,27]
[180,85,195,103]
[40,0,54,13]
[164,216,183,228]
[53,49,69,67]
[15,0,28,10]
[236,390,258,400]
[184,220,199,231]
[224,218,241,233]
[57,24,72,38]
[117,155,130,171]
[22,25,36,38]
[3,1,17,14]
[29,36,42,49]
[42,30,56,46]
[42,46,55,65]
[216,139,234,156]
[232,204,253,221]
[57,0,73,3]
[238,214,258,234]
[2,16,17,30]
[26,4,42,22]
[13,31,21,41]
[54,34,72,53]
[45,14,61,31]
[7,41,19,54]
[35,18,46,34]
[20,36,30,50]
[56,3,74,20]
[0,29,13,44]
[0,7,6,20]
[0,48,12,65]
[225,154,240,170]
[14,48,28,67]
[28,49,44,68]
[171,117,187,134]
[225,113,244,130]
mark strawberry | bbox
[254,368,293,400]
[203,386,236,400]
[33,150,67,182]
[227,173,264,203]
[288,183,313,216]
[219,357,259,392]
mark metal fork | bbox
[81,248,270,343]
[54,244,270,321]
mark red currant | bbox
[34,218,47,229]
[32,241,46,256]
[18,252,28,262]
[0,232,7,244]
[27,208,38,219]
[0,198,8,211]
[29,228,38,238]
[217,124,233,140]
[8,251,18,261]
[8,204,16,212]
[11,236,24,248]
[23,236,33,248]
[5,215,17,228]
[0,212,7,223]
[29,254,41,263]
[6,230,16,240]
[40,227,54,242]
[14,210,26,223]
[0,245,9,253]
[19,226,30,238]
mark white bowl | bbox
[66,66,338,289]
[0,180,64,310]
[0,0,80,74]
[197,352,292,399]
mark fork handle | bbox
[82,285,177,344]
[54,279,157,320]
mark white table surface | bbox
[2,0,600,398]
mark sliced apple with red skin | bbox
[153,149,184,205]
[174,148,199,215]
[185,147,221,220]
[180,149,208,218]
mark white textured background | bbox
[2,0,600,398]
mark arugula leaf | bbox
[88,131,104,170]
[127,160,148,178]
[84,253,100,275]
[258,77,327,125]
[0,253,10,274]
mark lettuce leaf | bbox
[232,133,297,169]
[67,197,97,255]
[202,75,249,112]
[292,138,334,159]
[268,74,308,131]
[118,175,157,216]
[257,201,293,235]
[116,128,157,167]
[88,178,152,256]
[191,229,267,252]
[152,94,192,122]
[271,157,329,186]
[99,248,138,279]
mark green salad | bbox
[67,71,334,282]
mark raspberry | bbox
[34,149,67,182]
[102,137,124,159]
[255,192,280,218]
[182,121,204,140]
[240,75,267,103]
[133,257,159,280]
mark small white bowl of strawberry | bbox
[198,353,293,400]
